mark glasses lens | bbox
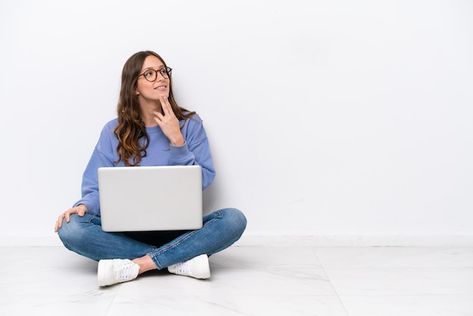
[143,70,156,82]
[159,68,169,79]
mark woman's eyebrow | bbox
[143,66,164,71]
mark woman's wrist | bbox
[170,134,185,147]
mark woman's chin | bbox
[156,91,169,98]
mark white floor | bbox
[1,246,473,316]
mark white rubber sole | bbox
[97,260,115,287]
[168,254,211,279]
[193,254,211,279]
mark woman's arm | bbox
[153,97,216,190]
[168,116,216,190]
[72,124,115,215]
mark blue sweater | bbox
[73,114,216,216]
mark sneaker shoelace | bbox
[171,262,189,274]
[116,262,137,281]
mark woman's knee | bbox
[57,214,91,249]
[220,208,247,239]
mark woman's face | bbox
[135,55,170,101]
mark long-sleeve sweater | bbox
[72,114,216,216]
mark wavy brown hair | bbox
[114,51,195,166]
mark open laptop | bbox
[98,165,202,232]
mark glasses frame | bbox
[137,66,172,82]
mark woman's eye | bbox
[144,71,153,78]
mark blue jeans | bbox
[58,208,247,269]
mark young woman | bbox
[54,50,247,287]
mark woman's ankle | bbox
[132,255,157,274]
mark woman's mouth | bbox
[155,85,168,91]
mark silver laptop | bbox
[98,165,202,232]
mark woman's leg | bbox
[57,213,157,261]
[146,208,247,269]
[58,208,247,272]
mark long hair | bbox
[114,50,195,166]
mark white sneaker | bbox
[97,259,140,287]
[167,254,211,279]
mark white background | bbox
[1,0,472,245]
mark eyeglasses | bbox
[138,66,172,82]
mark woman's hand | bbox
[153,96,185,146]
[54,204,87,233]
